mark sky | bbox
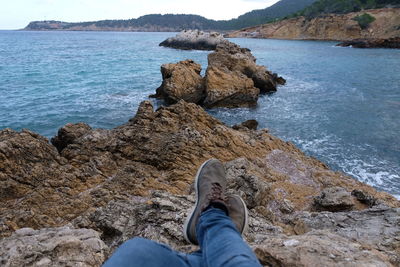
[0,0,280,30]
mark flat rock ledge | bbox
[151,42,285,108]
[337,37,400,48]
[159,30,230,50]
[0,101,399,266]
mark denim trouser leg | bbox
[196,208,262,267]
[102,237,202,267]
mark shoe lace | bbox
[207,183,227,203]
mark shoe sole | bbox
[183,159,212,244]
[233,194,249,235]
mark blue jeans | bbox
[103,208,262,267]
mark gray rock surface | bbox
[0,227,108,267]
[254,230,393,267]
[314,186,355,211]
[290,207,400,265]
[159,30,229,50]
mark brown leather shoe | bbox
[183,159,228,245]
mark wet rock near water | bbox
[150,60,205,104]
[153,41,285,108]
[337,37,400,48]
[1,100,399,266]
[159,30,230,51]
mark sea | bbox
[0,31,399,198]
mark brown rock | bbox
[232,120,259,131]
[151,60,204,104]
[1,100,399,265]
[208,42,280,93]
[51,122,92,152]
[203,66,259,108]
[226,8,400,41]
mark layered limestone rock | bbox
[203,66,259,108]
[159,30,230,50]
[0,227,108,266]
[208,42,285,94]
[150,60,204,104]
[153,42,285,108]
[227,8,400,41]
[1,101,399,266]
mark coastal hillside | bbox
[24,0,316,31]
[227,8,400,40]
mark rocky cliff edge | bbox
[227,8,400,41]
[1,100,399,266]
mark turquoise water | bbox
[0,31,399,198]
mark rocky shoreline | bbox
[337,37,400,48]
[1,37,399,266]
[226,8,400,44]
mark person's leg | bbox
[197,207,262,267]
[103,237,202,267]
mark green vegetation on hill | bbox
[290,0,400,18]
[353,13,376,28]
[25,0,317,31]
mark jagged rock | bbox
[73,190,282,253]
[254,230,393,267]
[153,41,285,108]
[0,226,108,267]
[314,187,355,212]
[337,37,400,49]
[203,66,259,108]
[51,122,92,152]
[352,189,377,207]
[208,42,283,93]
[1,100,399,265]
[290,207,400,265]
[150,60,204,104]
[232,120,259,131]
[159,30,230,50]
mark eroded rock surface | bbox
[209,42,285,94]
[153,42,285,108]
[159,30,229,50]
[151,60,204,104]
[1,100,399,266]
[0,227,108,267]
[203,66,259,108]
[227,8,400,41]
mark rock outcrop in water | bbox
[337,37,400,48]
[159,30,230,50]
[151,60,205,104]
[152,42,285,108]
[1,100,399,266]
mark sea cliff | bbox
[227,8,400,41]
